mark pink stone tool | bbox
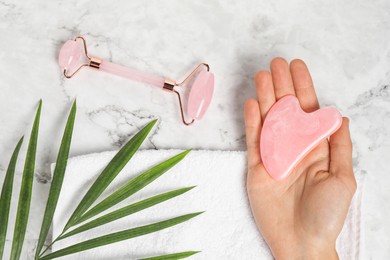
[260,95,342,180]
[58,36,214,125]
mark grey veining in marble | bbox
[0,0,389,259]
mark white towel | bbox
[52,150,364,259]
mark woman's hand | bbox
[244,58,357,260]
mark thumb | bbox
[329,117,355,181]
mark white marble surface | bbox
[0,0,389,259]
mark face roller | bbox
[58,36,214,125]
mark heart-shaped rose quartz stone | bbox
[58,40,81,70]
[260,95,342,180]
[187,70,214,120]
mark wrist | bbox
[271,241,338,260]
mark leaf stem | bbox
[38,231,64,258]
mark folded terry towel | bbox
[52,150,364,259]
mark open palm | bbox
[244,58,357,259]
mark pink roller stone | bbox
[260,95,342,180]
[58,40,81,70]
[187,70,214,120]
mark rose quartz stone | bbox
[187,71,214,120]
[260,95,342,180]
[58,40,81,70]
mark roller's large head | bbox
[186,70,214,120]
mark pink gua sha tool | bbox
[58,36,214,125]
[260,95,342,180]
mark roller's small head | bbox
[58,40,82,70]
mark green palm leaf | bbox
[0,137,24,259]
[40,212,203,260]
[63,119,157,231]
[1,102,201,259]
[35,101,76,259]
[74,150,191,225]
[139,251,200,260]
[10,100,42,260]
[59,187,195,240]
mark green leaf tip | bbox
[189,211,205,217]
[69,99,77,111]
[190,186,197,192]
[183,186,196,191]
[182,149,192,155]
[37,99,43,112]
[37,100,42,114]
